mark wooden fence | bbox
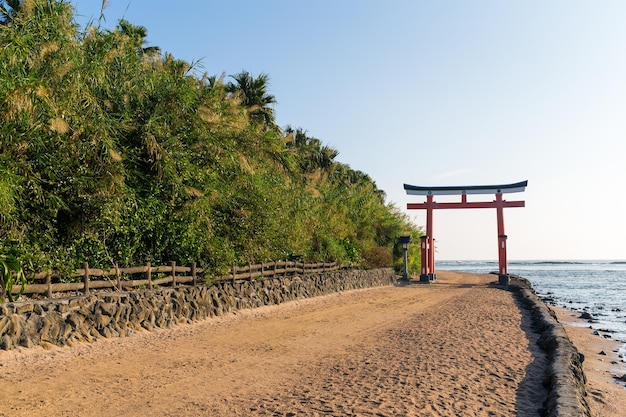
[9,260,339,299]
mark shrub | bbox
[362,246,393,269]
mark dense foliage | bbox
[0,0,422,280]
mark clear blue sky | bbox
[70,0,626,261]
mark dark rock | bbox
[89,327,100,339]
[56,301,71,314]
[0,304,15,315]
[0,315,10,335]
[579,312,593,320]
[99,327,117,338]
[65,312,85,329]
[0,334,13,350]
[68,297,83,308]
[597,328,615,333]
[94,310,112,329]
[15,303,34,314]
[95,301,117,317]
[17,329,34,348]
[23,313,43,341]
[60,321,73,341]
[8,314,21,337]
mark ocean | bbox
[436,260,626,359]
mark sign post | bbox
[404,181,527,285]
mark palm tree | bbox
[226,71,277,128]
[117,19,161,57]
[284,126,338,173]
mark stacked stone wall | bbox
[0,268,395,351]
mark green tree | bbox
[284,126,338,173]
[226,71,277,129]
[117,19,161,57]
[0,0,422,280]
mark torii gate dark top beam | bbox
[404,180,527,284]
[404,180,528,196]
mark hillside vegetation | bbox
[0,0,422,279]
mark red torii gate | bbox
[404,180,527,285]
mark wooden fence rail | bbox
[9,260,339,299]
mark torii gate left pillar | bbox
[404,181,527,285]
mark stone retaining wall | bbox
[0,268,395,351]
[510,276,591,417]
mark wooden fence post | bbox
[171,261,176,287]
[46,271,52,298]
[83,261,90,294]
[232,263,236,282]
[115,262,121,291]
[146,262,152,289]
[191,262,197,285]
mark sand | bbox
[0,271,622,416]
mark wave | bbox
[509,261,586,265]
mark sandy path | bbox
[0,272,547,416]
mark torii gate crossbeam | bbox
[404,180,527,285]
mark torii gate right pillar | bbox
[496,193,509,285]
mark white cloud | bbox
[432,168,475,182]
